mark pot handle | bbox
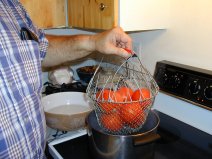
[133,133,160,146]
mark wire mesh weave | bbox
[86,54,159,135]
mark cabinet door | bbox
[68,0,118,30]
[68,0,85,28]
[20,0,66,29]
[68,0,169,31]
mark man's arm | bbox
[42,27,132,68]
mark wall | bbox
[130,0,212,74]
[128,0,212,135]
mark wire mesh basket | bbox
[86,52,159,135]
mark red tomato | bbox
[132,88,151,101]
[120,102,145,128]
[128,116,145,128]
[127,110,145,128]
[96,89,111,101]
[140,100,152,110]
[96,89,124,102]
[98,102,117,113]
[100,112,123,132]
[97,90,124,113]
[110,91,124,102]
[117,87,134,102]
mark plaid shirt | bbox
[0,0,48,158]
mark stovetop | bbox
[45,111,212,159]
[43,65,212,159]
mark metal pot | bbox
[86,110,160,159]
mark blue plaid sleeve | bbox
[18,0,49,60]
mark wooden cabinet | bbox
[20,0,66,29]
[20,0,169,31]
[68,0,170,31]
[68,0,118,30]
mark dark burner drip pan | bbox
[43,81,87,95]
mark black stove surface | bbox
[43,81,87,95]
[46,111,212,159]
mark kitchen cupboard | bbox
[68,0,117,30]
[20,0,66,29]
[68,0,170,31]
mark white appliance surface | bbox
[153,92,212,135]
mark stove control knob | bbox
[188,80,201,95]
[171,73,183,88]
[163,73,168,83]
[204,85,212,100]
[155,68,168,86]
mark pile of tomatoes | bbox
[95,87,152,132]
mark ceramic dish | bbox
[42,92,92,131]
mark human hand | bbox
[93,27,132,58]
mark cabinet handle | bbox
[99,3,107,11]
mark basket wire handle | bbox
[124,48,137,58]
[123,48,157,96]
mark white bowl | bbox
[42,92,92,131]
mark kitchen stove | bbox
[154,60,212,110]
[45,111,212,159]
[153,61,212,135]
[44,62,212,159]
